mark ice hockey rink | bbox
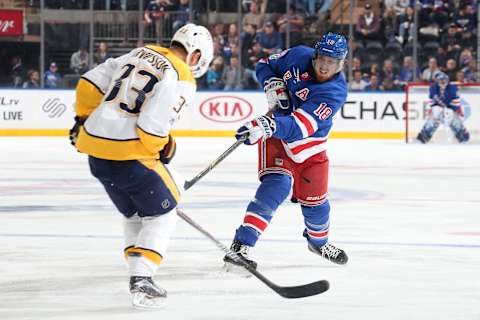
[0,136,479,320]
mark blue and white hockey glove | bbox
[159,134,176,164]
[264,77,291,111]
[236,115,276,145]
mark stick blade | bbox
[275,280,330,299]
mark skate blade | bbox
[223,262,252,278]
[131,292,166,310]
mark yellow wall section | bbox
[0,129,405,139]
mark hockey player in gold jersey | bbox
[70,24,213,309]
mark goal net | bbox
[405,82,480,143]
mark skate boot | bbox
[129,276,167,309]
[303,230,348,265]
[416,130,430,144]
[307,242,348,265]
[223,240,258,273]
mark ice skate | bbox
[223,240,258,275]
[130,276,167,309]
[307,242,348,265]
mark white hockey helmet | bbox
[171,23,214,78]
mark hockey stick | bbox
[183,135,247,190]
[176,208,330,299]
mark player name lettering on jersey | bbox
[136,49,171,72]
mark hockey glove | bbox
[264,77,291,111]
[236,115,276,145]
[159,134,176,164]
[69,116,86,146]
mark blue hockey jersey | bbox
[256,45,348,163]
[429,83,461,111]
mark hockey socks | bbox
[234,174,291,246]
[301,202,330,247]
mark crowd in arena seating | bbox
[0,0,477,91]
[349,0,477,92]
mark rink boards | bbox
[1,89,478,139]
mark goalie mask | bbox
[171,23,214,78]
[435,72,449,89]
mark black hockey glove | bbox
[69,116,86,146]
[159,134,176,164]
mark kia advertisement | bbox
[190,92,268,130]
[199,95,253,123]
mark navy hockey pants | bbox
[88,156,180,218]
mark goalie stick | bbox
[176,208,330,299]
[183,135,247,190]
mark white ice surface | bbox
[0,137,479,320]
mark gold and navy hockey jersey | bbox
[75,45,196,160]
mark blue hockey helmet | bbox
[314,32,348,60]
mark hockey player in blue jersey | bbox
[224,32,349,271]
[417,72,470,143]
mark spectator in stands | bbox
[455,69,465,83]
[419,0,449,28]
[365,74,381,91]
[382,77,401,91]
[349,69,368,91]
[212,23,226,51]
[223,23,239,64]
[384,0,411,16]
[246,41,263,69]
[370,63,380,75]
[421,57,441,82]
[222,55,245,90]
[144,0,173,40]
[240,23,257,66]
[277,4,305,47]
[383,4,398,42]
[94,42,112,66]
[44,62,62,89]
[440,23,460,49]
[172,0,191,32]
[453,4,475,31]
[379,58,398,84]
[396,56,419,87]
[256,21,282,57]
[458,47,473,68]
[10,56,25,88]
[70,47,89,74]
[396,6,414,45]
[435,46,447,69]
[242,1,264,33]
[355,3,381,42]
[352,57,361,71]
[445,44,461,64]
[445,58,458,81]
[462,58,477,83]
[22,69,40,89]
[207,56,225,89]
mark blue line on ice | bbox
[0,233,479,248]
